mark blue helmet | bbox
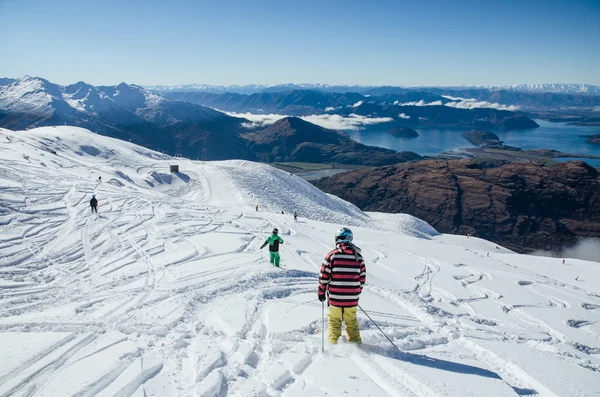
[92,194,96,198]
[335,227,353,243]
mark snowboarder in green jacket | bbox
[261,228,284,267]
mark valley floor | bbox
[1,127,599,397]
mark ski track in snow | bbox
[0,126,599,397]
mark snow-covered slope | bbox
[1,126,599,397]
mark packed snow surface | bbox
[1,126,599,397]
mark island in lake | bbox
[582,134,600,145]
[387,126,419,138]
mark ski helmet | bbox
[335,227,353,243]
[273,228,279,234]
[92,194,96,198]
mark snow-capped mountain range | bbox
[0,76,253,160]
[0,125,598,396]
[144,82,600,95]
[0,75,233,129]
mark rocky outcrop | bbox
[242,117,422,166]
[314,159,600,252]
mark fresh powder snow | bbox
[0,126,599,397]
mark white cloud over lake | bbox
[399,113,411,119]
[396,100,443,106]
[444,97,521,111]
[223,112,285,128]
[222,111,393,131]
[396,96,521,111]
[302,114,394,130]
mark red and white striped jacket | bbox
[318,243,366,307]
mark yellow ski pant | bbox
[328,305,361,344]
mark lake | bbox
[344,120,600,161]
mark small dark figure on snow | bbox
[260,228,284,267]
[90,195,98,213]
[294,211,298,222]
[98,176,102,182]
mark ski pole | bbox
[358,305,402,353]
[321,300,325,353]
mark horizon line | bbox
[2,75,599,89]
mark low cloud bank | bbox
[225,112,285,128]
[395,96,520,111]
[224,111,393,131]
[532,238,600,262]
[302,114,394,130]
[444,97,521,111]
[395,100,443,106]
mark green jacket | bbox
[262,234,284,252]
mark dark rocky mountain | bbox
[314,159,600,252]
[387,127,418,138]
[242,117,422,166]
[161,90,365,115]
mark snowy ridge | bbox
[1,126,599,396]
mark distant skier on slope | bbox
[90,194,98,213]
[260,228,284,267]
[318,227,366,344]
[294,211,298,222]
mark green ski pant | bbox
[269,252,280,267]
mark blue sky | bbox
[1,0,598,86]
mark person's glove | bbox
[318,294,326,302]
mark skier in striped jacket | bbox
[318,227,366,344]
